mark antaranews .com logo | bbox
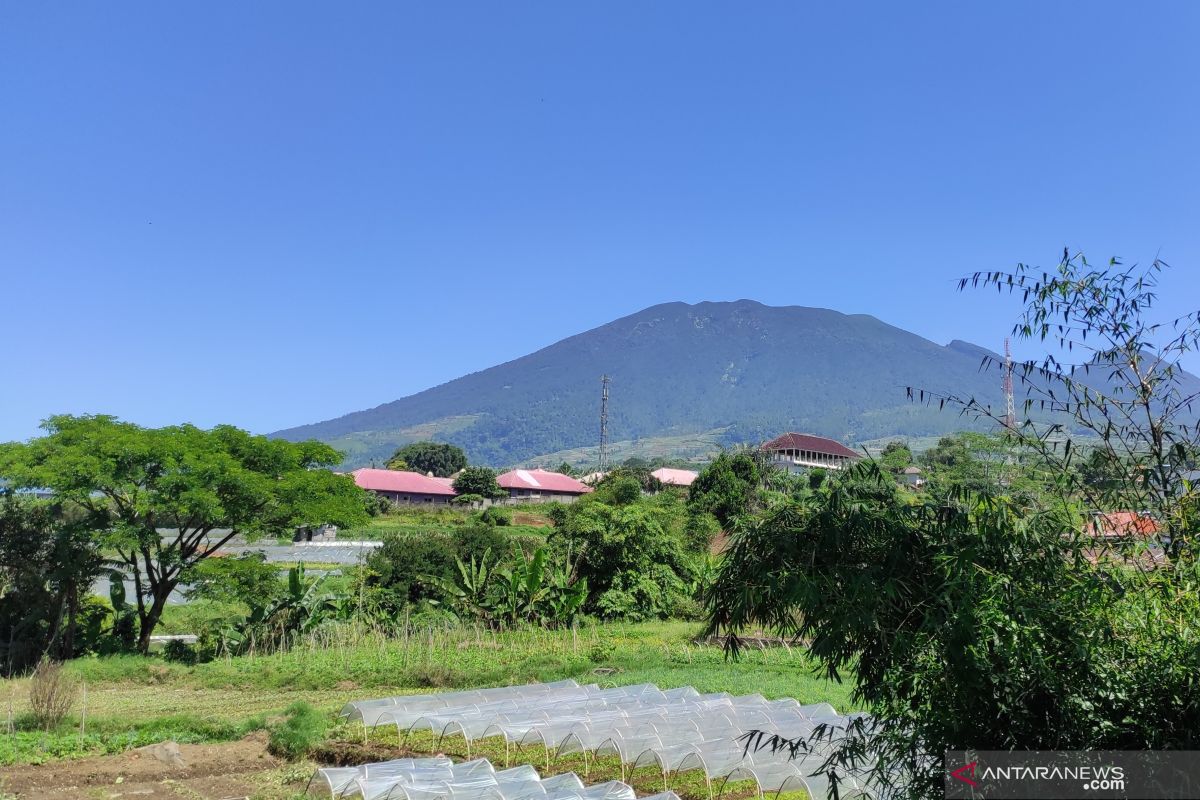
[944,751,1200,799]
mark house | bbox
[351,468,458,505]
[651,467,699,488]
[899,465,924,487]
[1088,511,1160,541]
[762,432,861,473]
[497,468,593,502]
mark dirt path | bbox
[0,733,294,799]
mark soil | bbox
[0,733,283,799]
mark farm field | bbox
[0,622,856,799]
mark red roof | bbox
[351,468,457,496]
[651,467,699,487]
[1089,512,1160,539]
[497,469,592,494]
[762,433,860,459]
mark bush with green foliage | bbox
[688,451,762,528]
[478,506,512,526]
[182,553,282,608]
[268,701,330,759]
[551,491,699,620]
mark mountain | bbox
[275,300,1022,468]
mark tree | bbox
[688,451,761,528]
[708,253,1200,797]
[386,442,467,476]
[551,492,696,620]
[0,493,105,670]
[931,252,1200,559]
[553,462,577,477]
[452,466,505,499]
[0,416,369,653]
[877,441,912,473]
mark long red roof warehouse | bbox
[497,468,592,494]
[351,468,458,496]
[761,432,860,459]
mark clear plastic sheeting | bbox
[307,756,655,800]
[339,683,876,798]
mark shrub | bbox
[28,658,78,730]
[367,533,459,608]
[162,639,198,665]
[454,524,509,565]
[478,506,511,527]
[267,701,329,759]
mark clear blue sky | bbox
[2,2,1197,443]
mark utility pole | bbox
[599,375,611,471]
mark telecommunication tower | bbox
[1003,338,1016,429]
[599,375,611,471]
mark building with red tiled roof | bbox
[762,432,861,472]
[496,468,592,502]
[1088,511,1160,540]
[651,467,699,488]
[351,468,458,505]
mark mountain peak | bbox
[274,302,1011,467]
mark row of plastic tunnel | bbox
[309,680,877,799]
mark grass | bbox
[335,505,554,544]
[0,622,856,771]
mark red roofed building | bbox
[496,468,593,502]
[1088,511,1160,540]
[651,467,699,488]
[351,468,458,505]
[762,432,861,472]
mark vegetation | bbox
[0,492,105,669]
[708,253,1200,798]
[267,700,329,760]
[27,658,77,731]
[0,416,370,654]
[386,441,468,476]
[452,466,505,499]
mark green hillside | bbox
[274,300,1017,467]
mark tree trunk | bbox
[135,583,175,654]
[61,585,79,660]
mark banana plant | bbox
[244,563,339,647]
[421,548,496,620]
[493,547,551,625]
[544,562,587,628]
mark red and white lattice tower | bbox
[1003,338,1016,429]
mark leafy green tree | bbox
[386,441,467,476]
[551,492,695,620]
[553,462,577,477]
[688,451,761,528]
[452,466,505,499]
[0,416,369,653]
[0,493,105,668]
[877,441,912,473]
